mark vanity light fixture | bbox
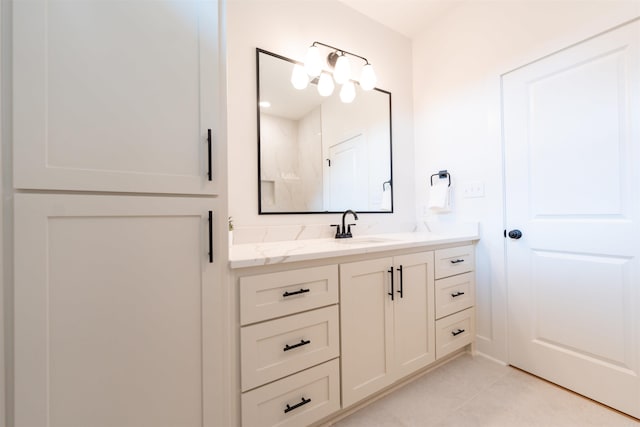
[294,41,377,102]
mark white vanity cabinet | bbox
[233,240,476,426]
[239,266,341,427]
[13,0,222,195]
[340,252,435,407]
[434,245,476,359]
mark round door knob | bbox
[508,229,523,239]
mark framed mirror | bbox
[257,48,393,214]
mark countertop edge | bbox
[229,232,479,269]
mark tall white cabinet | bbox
[11,0,226,426]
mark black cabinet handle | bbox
[206,129,212,181]
[208,211,213,263]
[451,328,465,336]
[450,259,465,264]
[388,267,394,301]
[283,288,310,298]
[283,339,311,352]
[284,397,311,414]
[397,265,403,298]
[451,291,465,298]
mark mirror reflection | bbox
[257,48,393,214]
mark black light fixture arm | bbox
[311,41,370,65]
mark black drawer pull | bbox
[388,267,394,301]
[206,129,212,181]
[397,265,404,298]
[284,397,311,414]
[451,328,465,336]
[208,211,213,263]
[451,291,465,298]
[283,288,310,298]
[283,339,311,352]
[450,259,465,264]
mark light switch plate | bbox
[462,181,484,198]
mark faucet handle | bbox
[347,223,356,236]
[330,224,341,238]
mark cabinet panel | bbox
[14,194,217,427]
[436,308,475,359]
[340,257,394,407]
[13,0,220,194]
[435,272,475,319]
[435,245,474,279]
[241,359,340,427]
[393,252,435,378]
[240,265,338,325]
[241,306,339,392]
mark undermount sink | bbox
[335,236,397,244]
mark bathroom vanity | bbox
[229,229,478,426]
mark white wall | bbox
[226,0,414,234]
[413,1,640,362]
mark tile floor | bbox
[332,353,640,427]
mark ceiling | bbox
[336,0,465,39]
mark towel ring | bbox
[430,170,451,187]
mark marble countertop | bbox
[229,228,479,269]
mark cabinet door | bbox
[14,0,221,194]
[392,252,435,379]
[14,194,219,427]
[340,257,394,408]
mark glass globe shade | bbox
[359,64,377,91]
[304,46,322,78]
[291,64,309,90]
[340,81,356,103]
[333,54,351,85]
[317,72,335,96]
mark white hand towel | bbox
[381,186,392,211]
[428,180,450,212]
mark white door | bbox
[504,21,640,418]
[13,0,220,194]
[14,194,219,427]
[327,134,368,211]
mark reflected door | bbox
[503,20,640,418]
[327,134,368,211]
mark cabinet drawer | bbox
[241,359,340,427]
[435,272,475,319]
[435,245,474,279]
[436,308,475,359]
[240,265,339,325]
[241,306,339,391]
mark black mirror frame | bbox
[256,47,393,215]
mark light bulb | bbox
[340,81,356,103]
[291,64,309,90]
[359,64,377,91]
[304,45,322,77]
[333,54,351,84]
[317,72,335,97]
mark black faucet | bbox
[331,209,359,238]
